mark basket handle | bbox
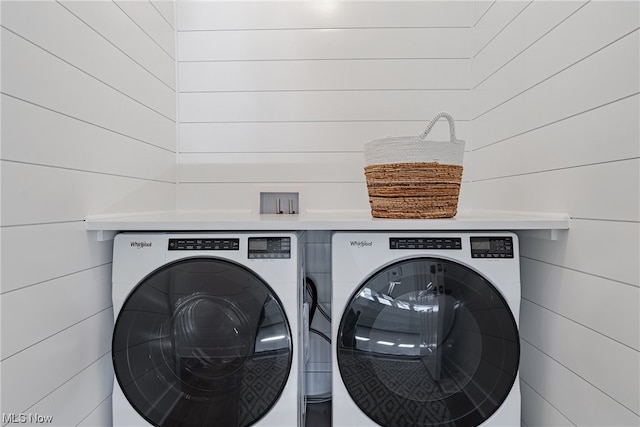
[419,111,457,142]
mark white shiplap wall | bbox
[0,1,176,425]
[470,1,640,426]
[176,1,472,213]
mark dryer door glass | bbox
[112,258,292,427]
[337,258,519,427]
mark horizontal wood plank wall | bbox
[176,1,472,213]
[0,1,176,425]
[470,1,640,425]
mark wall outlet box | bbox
[253,185,306,214]
[260,192,300,214]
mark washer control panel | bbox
[248,237,291,259]
[168,238,240,251]
[470,237,514,258]
[390,237,462,250]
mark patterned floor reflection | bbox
[238,351,291,426]
[339,351,456,427]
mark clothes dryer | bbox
[332,232,521,427]
[111,232,305,427]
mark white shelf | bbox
[85,209,570,239]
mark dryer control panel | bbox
[390,237,462,250]
[470,236,514,258]
[248,237,291,259]
[168,238,239,251]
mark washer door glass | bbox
[112,258,292,427]
[337,258,519,427]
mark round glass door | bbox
[112,258,292,427]
[337,258,519,427]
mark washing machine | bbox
[331,232,521,427]
[111,232,305,427]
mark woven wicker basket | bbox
[364,112,465,219]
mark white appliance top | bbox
[86,209,569,232]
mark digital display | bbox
[471,239,491,250]
[249,239,268,251]
[470,237,514,258]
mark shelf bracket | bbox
[517,229,566,241]
[95,230,118,242]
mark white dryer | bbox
[111,232,305,427]
[332,232,521,427]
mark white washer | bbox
[111,232,305,427]
[332,232,521,427]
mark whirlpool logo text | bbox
[130,241,152,249]
[350,240,373,248]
